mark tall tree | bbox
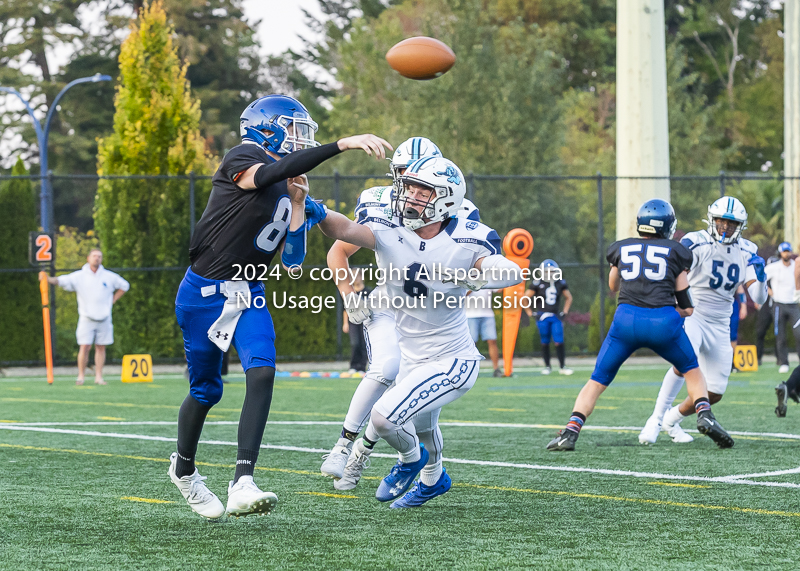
[0,159,42,362]
[95,0,212,357]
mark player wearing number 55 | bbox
[170,93,392,521]
[547,199,734,452]
[41,248,129,386]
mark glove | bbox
[343,293,372,325]
[794,290,800,305]
[304,196,328,229]
[748,254,766,282]
[442,274,488,292]
[558,311,565,318]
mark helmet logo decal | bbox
[435,166,461,185]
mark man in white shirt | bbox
[765,242,800,373]
[465,288,501,377]
[43,249,129,384]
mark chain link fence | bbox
[0,172,790,366]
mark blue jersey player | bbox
[547,199,734,451]
[168,94,391,519]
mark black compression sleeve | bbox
[253,142,342,188]
[675,287,694,309]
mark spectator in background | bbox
[465,289,502,377]
[42,249,129,385]
[730,285,748,373]
[524,259,573,375]
[342,274,371,374]
[765,242,800,374]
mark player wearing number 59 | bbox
[548,199,733,452]
[42,248,129,386]
[639,197,767,445]
[170,94,392,520]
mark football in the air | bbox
[385,37,456,80]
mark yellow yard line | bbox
[121,496,174,504]
[295,492,357,499]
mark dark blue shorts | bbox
[729,298,740,342]
[536,314,564,344]
[591,304,699,386]
[175,268,276,406]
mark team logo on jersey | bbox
[435,166,461,185]
[466,221,478,230]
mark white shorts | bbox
[363,310,400,386]
[684,313,732,394]
[76,316,113,346]
[373,357,480,425]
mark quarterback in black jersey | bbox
[170,94,391,519]
[547,199,734,451]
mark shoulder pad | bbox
[737,238,759,255]
[354,186,397,227]
[680,231,713,250]
[444,218,501,255]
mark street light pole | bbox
[0,73,112,232]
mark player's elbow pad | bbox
[747,280,768,305]
[675,287,693,309]
[480,255,523,288]
[281,226,307,268]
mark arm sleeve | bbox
[251,143,342,189]
[747,277,768,305]
[480,255,523,289]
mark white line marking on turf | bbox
[9,420,800,442]
[2,424,799,488]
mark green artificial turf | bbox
[1,363,798,570]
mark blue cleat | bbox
[390,467,452,509]
[375,444,429,502]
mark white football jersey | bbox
[365,208,501,363]
[680,230,759,322]
[354,186,481,307]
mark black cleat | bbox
[776,383,788,417]
[696,410,734,448]
[546,429,578,451]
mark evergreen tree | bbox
[95,0,212,357]
[0,159,42,361]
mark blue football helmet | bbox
[240,95,319,155]
[539,259,559,282]
[637,199,677,239]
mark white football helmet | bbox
[704,196,748,244]
[390,137,442,183]
[396,157,466,230]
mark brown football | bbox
[385,37,456,80]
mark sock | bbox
[343,378,388,434]
[420,461,443,486]
[556,344,566,369]
[653,368,686,421]
[694,397,711,414]
[234,366,275,484]
[565,411,586,434]
[340,427,359,442]
[363,420,380,447]
[234,449,259,483]
[175,394,212,478]
[663,405,686,426]
[542,344,551,368]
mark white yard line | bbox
[1,423,798,488]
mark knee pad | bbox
[370,410,397,435]
[382,357,400,384]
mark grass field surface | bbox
[1,363,799,570]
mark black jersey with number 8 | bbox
[606,237,693,308]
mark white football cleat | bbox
[321,440,352,480]
[662,415,694,443]
[334,439,372,491]
[559,368,573,376]
[168,452,225,520]
[226,476,278,517]
[638,415,661,444]
[779,364,790,374]
[541,367,551,375]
